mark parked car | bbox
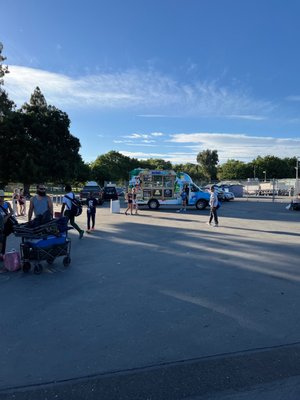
[79,182,103,205]
[116,187,125,197]
[223,191,235,201]
[203,185,234,201]
[103,186,118,201]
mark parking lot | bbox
[1,198,300,399]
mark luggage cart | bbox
[14,217,71,274]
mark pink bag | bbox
[4,249,21,272]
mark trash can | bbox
[110,199,120,213]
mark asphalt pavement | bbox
[1,197,300,399]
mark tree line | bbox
[0,43,298,193]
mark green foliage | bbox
[0,87,87,188]
[218,159,252,180]
[251,155,296,179]
[139,158,172,170]
[173,162,204,183]
[196,149,219,181]
[91,151,139,185]
[0,42,15,119]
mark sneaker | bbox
[79,230,84,239]
[86,229,91,234]
[206,222,211,226]
[176,209,182,213]
[213,223,219,227]
[91,227,95,231]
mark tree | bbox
[196,149,219,181]
[251,155,288,180]
[217,159,252,180]
[0,42,15,119]
[173,162,204,183]
[91,151,139,185]
[0,87,86,193]
[139,158,173,170]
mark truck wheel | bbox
[196,199,208,210]
[148,199,159,210]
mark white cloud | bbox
[123,132,164,140]
[150,132,164,136]
[5,65,273,117]
[169,132,300,162]
[137,114,182,118]
[124,133,151,139]
[119,150,194,164]
[226,114,266,121]
[286,95,300,101]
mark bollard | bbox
[110,199,120,213]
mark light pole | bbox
[263,170,266,182]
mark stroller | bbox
[14,216,71,274]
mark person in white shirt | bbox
[61,184,84,239]
[207,185,219,227]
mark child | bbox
[86,192,98,233]
[176,188,187,212]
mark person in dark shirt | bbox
[184,184,189,205]
[177,188,188,212]
[86,192,98,233]
[125,190,133,215]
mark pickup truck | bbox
[79,183,103,205]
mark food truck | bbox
[128,169,210,210]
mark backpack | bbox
[216,200,221,209]
[65,194,82,217]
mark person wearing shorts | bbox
[125,190,133,215]
[132,187,138,215]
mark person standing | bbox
[0,190,14,261]
[18,188,26,216]
[132,187,139,215]
[184,184,189,206]
[124,190,133,215]
[28,184,53,221]
[12,188,19,217]
[86,192,98,233]
[207,185,219,227]
[61,184,84,239]
[176,187,188,212]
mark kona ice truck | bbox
[128,169,210,210]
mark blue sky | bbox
[2,0,300,164]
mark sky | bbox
[2,0,300,165]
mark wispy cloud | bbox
[226,114,266,121]
[115,130,300,164]
[169,132,300,162]
[5,65,274,118]
[286,95,300,102]
[119,150,194,164]
[137,114,182,118]
[123,132,164,140]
